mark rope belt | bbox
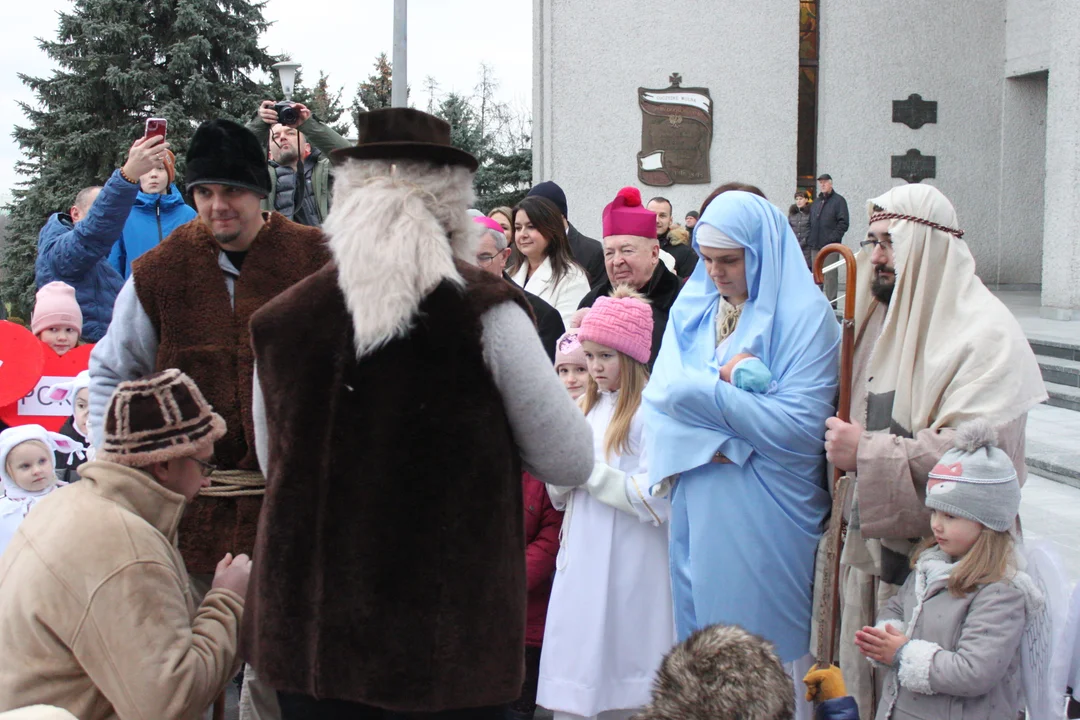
[199,469,266,498]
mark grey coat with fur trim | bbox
[873,547,1036,720]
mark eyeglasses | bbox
[859,238,894,251]
[191,457,218,478]
[477,254,498,267]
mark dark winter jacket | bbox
[35,169,140,342]
[578,261,682,367]
[272,150,322,226]
[659,228,699,280]
[523,472,562,647]
[107,185,197,279]
[807,190,850,252]
[818,696,860,720]
[246,115,351,225]
[506,272,565,361]
[788,204,812,248]
[54,416,89,484]
[567,223,606,288]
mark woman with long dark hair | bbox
[507,196,590,325]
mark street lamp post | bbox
[272,61,302,102]
[392,0,408,108]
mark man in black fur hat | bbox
[89,117,330,720]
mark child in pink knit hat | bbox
[554,330,589,400]
[31,282,83,357]
[539,286,674,720]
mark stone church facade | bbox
[533,0,1078,318]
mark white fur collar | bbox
[323,159,478,358]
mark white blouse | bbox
[509,256,591,326]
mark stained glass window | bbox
[797,0,819,191]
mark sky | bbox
[0,0,533,204]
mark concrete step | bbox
[1025,403,1080,489]
[1035,354,1080,388]
[1030,335,1080,362]
[1046,382,1080,413]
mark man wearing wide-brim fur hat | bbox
[244,107,595,717]
[0,369,251,719]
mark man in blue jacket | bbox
[35,134,166,342]
[108,149,197,279]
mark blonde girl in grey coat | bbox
[854,420,1043,720]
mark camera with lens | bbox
[273,101,300,126]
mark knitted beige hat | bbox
[97,369,226,467]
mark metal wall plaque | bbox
[892,94,937,129]
[891,149,936,183]
[637,73,713,186]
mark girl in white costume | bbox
[538,287,674,720]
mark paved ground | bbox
[207,476,1078,720]
[1021,472,1080,584]
[994,290,1080,346]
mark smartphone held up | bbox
[145,118,168,141]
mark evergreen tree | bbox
[2,0,276,315]
[351,53,393,129]
[291,70,350,137]
[435,74,532,213]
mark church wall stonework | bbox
[533,0,1077,313]
[815,0,1021,285]
[1040,0,1080,318]
[1006,0,1051,77]
[533,0,797,239]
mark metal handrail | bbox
[820,257,847,308]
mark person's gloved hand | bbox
[731,356,772,392]
[803,663,847,703]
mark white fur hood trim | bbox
[323,159,478,358]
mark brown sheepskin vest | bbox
[245,260,531,711]
[131,213,330,572]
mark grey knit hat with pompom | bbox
[925,419,1020,532]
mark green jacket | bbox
[245,114,352,223]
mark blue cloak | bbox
[642,191,840,662]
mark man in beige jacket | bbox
[0,369,250,720]
[819,184,1046,717]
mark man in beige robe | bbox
[819,184,1046,718]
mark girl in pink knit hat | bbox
[31,282,83,357]
[554,330,589,400]
[538,286,674,720]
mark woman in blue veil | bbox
[642,189,840,668]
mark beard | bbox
[871,265,895,304]
[214,230,241,246]
[277,148,299,166]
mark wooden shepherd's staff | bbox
[812,242,858,670]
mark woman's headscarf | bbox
[643,191,841,482]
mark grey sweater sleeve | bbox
[480,302,593,486]
[88,277,160,447]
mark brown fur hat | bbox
[97,368,226,467]
[634,624,794,720]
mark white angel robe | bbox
[537,390,674,718]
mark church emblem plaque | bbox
[637,73,713,186]
[891,149,936,183]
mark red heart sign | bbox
[0,342,95,431]
[0,322,45,407]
